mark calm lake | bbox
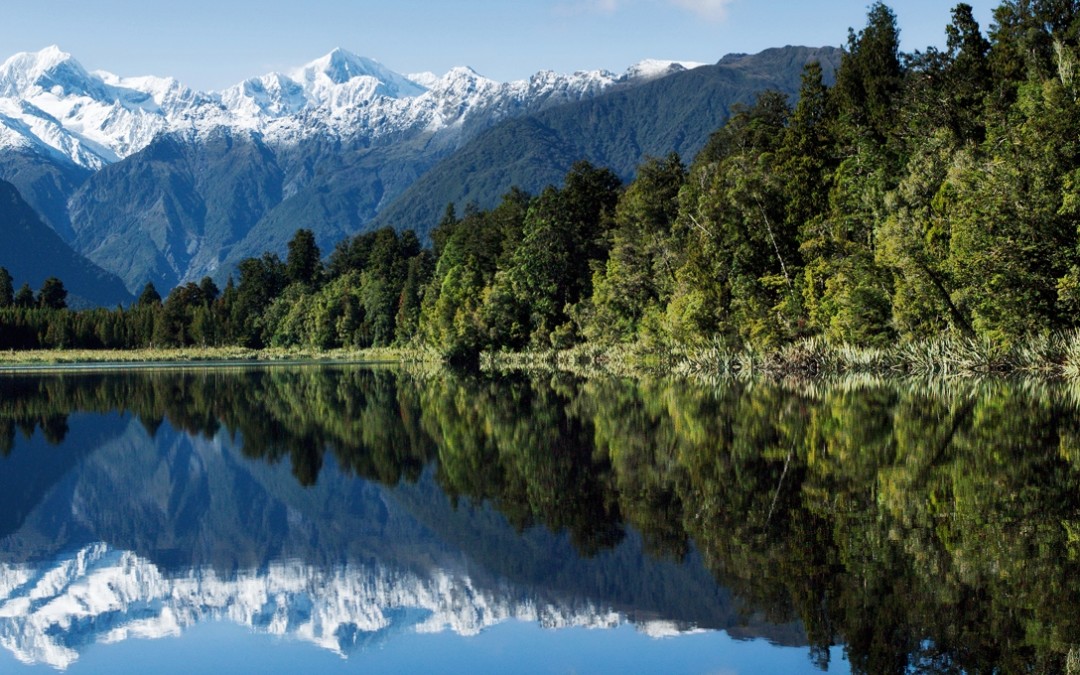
[0,365,1078,674]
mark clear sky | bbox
[1,1,1000,90]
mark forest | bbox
[3,1,1079,369]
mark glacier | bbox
[0,45,703,171]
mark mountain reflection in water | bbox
[1,366,1079,673]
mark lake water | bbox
[0,365,1078,674]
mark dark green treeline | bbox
[4,366,1080,672]
[4,1,1080,356]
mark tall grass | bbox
[15,332,1080,383]
[0,346,441,370]
[484,330,1080,383]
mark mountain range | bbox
[0,45,841,303]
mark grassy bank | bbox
[0,346,441,370]
[6,332,1080,381]
[483,331,1080,382]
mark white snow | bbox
[0,46,700,170]
[623,59,707,81]
[0,544,703,669]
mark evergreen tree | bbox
[500,162,620,347]
[394,252,434,343]
[587,154,686,343]
[943,2,992,141]
[137,282,162,307]
[199,277,220,303]
[233,253,287,347]
[833,1,904,145]
[286,228,321,287]
[0,267,12,308]
[37,277,67,310]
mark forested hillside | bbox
[369,46,842,240]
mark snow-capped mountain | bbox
[0,43,835,300]
[622,59,707,81]
[0,45,681,170]
[1,542,701,670]
[0,45,208,167]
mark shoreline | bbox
[0,347,433,373]
[4,331,1080,381]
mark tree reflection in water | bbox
[1,366,1079,673]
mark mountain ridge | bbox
[0,45,839,297]
[0,44,687,169]
[369,45,843,239]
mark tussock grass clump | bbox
[485,332,1080,382]
[761,337,835,377]
[671,338,743,378]
[756,338,899,378]
[1063,331,1080,380]
[667,331,1080,382]
[479,330,1080,384]
[896,335,1002,375]
[1006,332,1070,374]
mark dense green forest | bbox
[4,1,1080,365]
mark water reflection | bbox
[2,542,646,669]
[1,367,1079,673]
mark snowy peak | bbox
[427,66,496,97]
[220,72,308,119]
[0,45,97,99]
[291,47,426,100]
[96,72,201,114]
[221,48,429,122]
[622,59,706,82]
[0,45,213,167]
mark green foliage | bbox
[157,281,217,347]
[833,1,904,143]
[37,277,67,310]
[232,253,287,347]
[945,77,1080,341]
[13,284,32,309]
[285,228,321,287]
[587,154,686,343]
[136,282,162,307]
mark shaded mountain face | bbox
[369,46,844,241]
[67,131,286,291]
[0,45,839,296]
[0,179,132,307]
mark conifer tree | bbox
[0,267,12,308]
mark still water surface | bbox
[0,365,1078,673]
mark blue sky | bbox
[2,1,999,90]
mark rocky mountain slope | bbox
[0,179,131,306]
